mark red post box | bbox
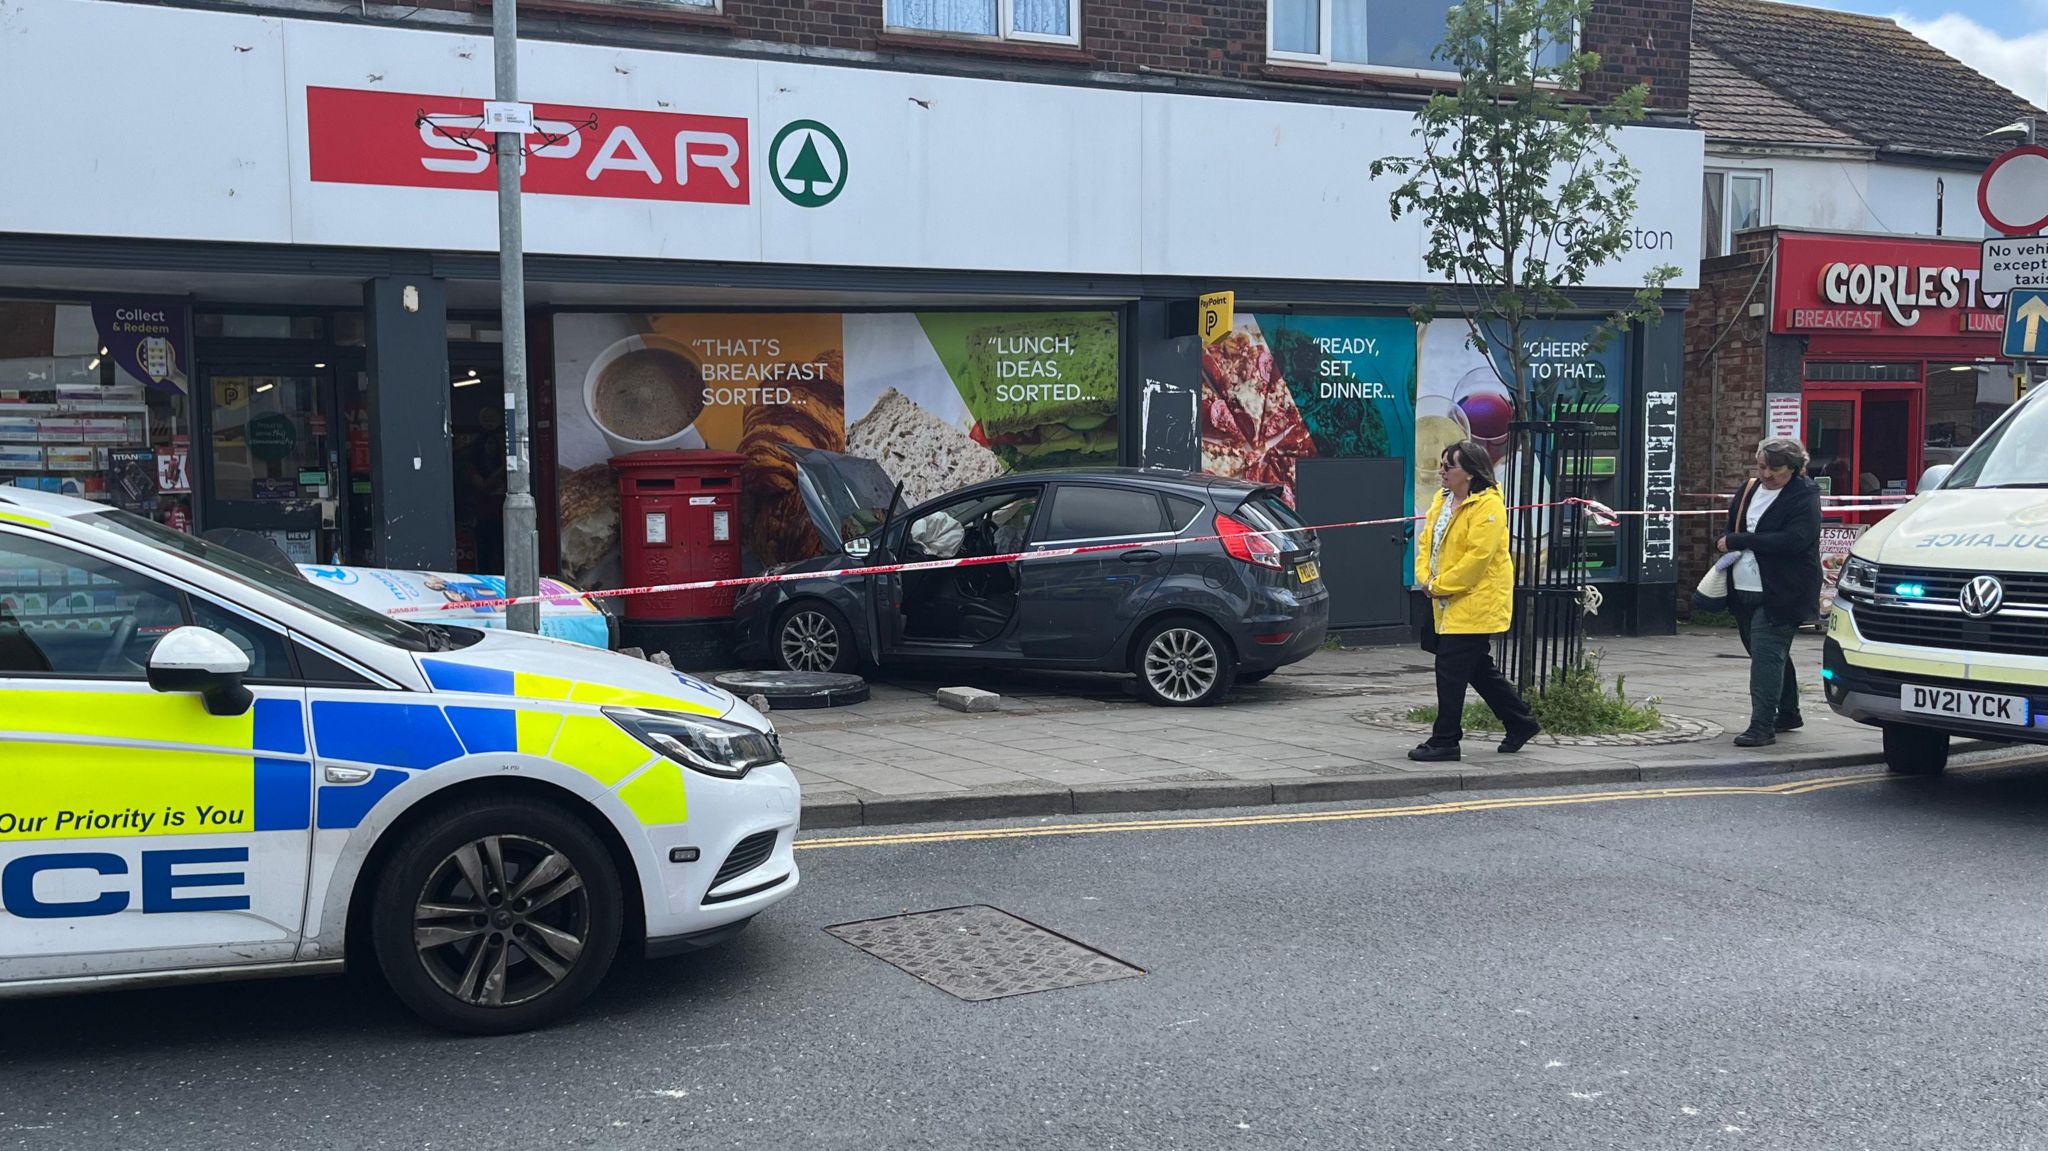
[611,450,746,621]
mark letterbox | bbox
[611,450,746,621]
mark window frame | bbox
[1703,168,1771,259]
[885,0,1083,47]
[1266,0,1579,82]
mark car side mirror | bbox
[1916,464,1952,494]
[845,537,872,559]
[147,626,254,717]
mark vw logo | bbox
[1959,575,2006,618]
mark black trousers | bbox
[1431,632,1538,746]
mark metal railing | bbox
[1498,420,1594,694]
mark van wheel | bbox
[774,603,858,674]
[371,799,623,1035]
[1133,618,1236,707]
[1882,724,1950,775]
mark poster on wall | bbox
[552,311,1119,588]
[1417,319,1628,580]
[1199,315,1416,506]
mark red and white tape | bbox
[386,492,1902,617]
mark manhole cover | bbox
[712,670,869,709]
[826,905,1144,1001]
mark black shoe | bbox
[1498,723,1542,754]
[1408,743,1461,762]
[1775,714,1805,732]
[1733,728,1776,748]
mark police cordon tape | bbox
[383,496,1786,617]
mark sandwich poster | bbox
[553,310,1119,588]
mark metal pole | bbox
[494,0,539,633]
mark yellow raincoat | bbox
[1414,484,1515,635]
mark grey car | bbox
[731,449,1329,706]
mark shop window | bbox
[1269,0,1571,77]
[1925,361,2019,457]
[1806,361,1918,383]
[886,0,1080,44]
[0,299,194,530]
[1702,170,1768,259]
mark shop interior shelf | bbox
[0,402,151,414]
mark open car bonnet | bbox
[781,445,899,554]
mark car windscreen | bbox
[81,509,452,652]
[1943,389,2048,490]
[1230,489,1315,552]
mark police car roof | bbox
[0,486,112,519]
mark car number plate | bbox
[1900,684,2030,727]
[1296,560,1320,584]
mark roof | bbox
[1690,42,1862,149]
[0,486,102,521]
[1693,0,2042,163]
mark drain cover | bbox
[712,670,869,709]
[826,905,1144,1001]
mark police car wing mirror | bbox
[146,626,255,718]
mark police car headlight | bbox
[1839,556,1878,597]
[604,707,784,779]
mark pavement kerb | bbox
[796,739,2012,830]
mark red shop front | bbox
[1772,232,2019,524]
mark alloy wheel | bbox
[780,611,841,672]
[412,834,590,1008]
[1144,627,1220,704]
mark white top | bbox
[1429,495,1461,582]
[1733,484,1782,593]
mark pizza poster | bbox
[552,311,1119,589]
[1199,314,1418,508]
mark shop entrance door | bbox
[200,368,347,566]
[449,357,506,575]
[1803,387,1922,526]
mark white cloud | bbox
[1895,11,2048,106]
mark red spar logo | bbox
[306,86,750,205]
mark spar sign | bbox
[307,87,753,205]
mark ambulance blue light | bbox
[1896,583,1926,598]
[1820,668,1835,681]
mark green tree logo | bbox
[769,120,847,208]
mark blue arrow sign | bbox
[2006,289,2048,358]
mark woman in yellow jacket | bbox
[1409,440,1539,762]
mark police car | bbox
[0,487,801,1033]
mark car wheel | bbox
[372,798,623,1035]
[1133,618,1236,707]
[1882,724,1949,775]
[774,603,858,674]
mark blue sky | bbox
[1797,0,2048,103]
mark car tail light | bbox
[1215,513,1283,569]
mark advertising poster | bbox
[89,300,189,394]
[553,311,1118,589]
[300,564,610,648]
[1417,319,1627,579]
[1199,314,1417,506]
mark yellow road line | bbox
[796,765,2006,851]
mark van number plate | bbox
[1900,684,2029,727]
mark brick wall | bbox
[379,0,1692,110]
[1677,230,1775,609]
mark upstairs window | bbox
[1702,170,1770,259]
[1269,0,1570,77]
[886,0,1080,44]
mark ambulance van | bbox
[1825,382,2048,774]
[0,488,801,1033]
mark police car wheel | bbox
[371,799,624,1034]
[774,603,857,674]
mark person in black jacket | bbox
[1717,438,1823,748]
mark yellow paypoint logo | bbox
[1198,292,1234,346]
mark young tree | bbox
[1369,0,1679,418]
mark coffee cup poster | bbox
[553,311,1120,587]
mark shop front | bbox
[1771,233,2024,525]
[3,0,1705,640]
